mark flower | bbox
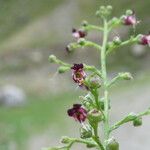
[67,104,87,122]
[72,28,87,39]
[122,11,138,26]
[139,34,150,46]
[71,64,86,86]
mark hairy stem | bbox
[101,18,110,148]
[93,123,105,150]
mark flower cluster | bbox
[48,5,150,150]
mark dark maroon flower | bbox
[72,28,87,39]
[71,63,83,70]
[67,104,87,122]
[139,34,150,46]
[71,64,86,86]
[122,11,138,26]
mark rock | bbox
[0,85,26,107]
[131,45,146,58]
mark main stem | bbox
[101,18,109,148]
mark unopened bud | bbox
[106,138,119,150]
[89,78,101,89]
[133,117,142,127]
[66,44,75,53]
[58,66,70,74]
[109,17,120,26]
[86,143,96,148]
[88,109,103,123]
[49,55,57,63]
[107,5,113,12]
[78,38,86,46]
[106,42,114,50]
[118,72,133,80]
[82,20,88,27]
[95,11,100,17]
[80,126,92,139]
[113,36,122,45]
[61,136,71,144]
[100,6,105,12]
[126,9,133,15]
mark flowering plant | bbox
[45,5,150,150]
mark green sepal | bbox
[80,126,92,139]
[106,138,119,150]
[58,66,70,74]
[88,109,104,123]
[61,136,72,144]
[133,117,142,127]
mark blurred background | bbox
[0,0,150,150]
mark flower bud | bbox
[82,100,91,110]
[82,20,88,27]
[49,55,57,63]
[133,117,142,127]
[86,143,96,148]
[126,9,133,15]
[61,136,71,144]
[95,11,100,17]
[78,38,86,46]
[88,109,103,123]
[72,28,87,39]
[107,5,113,11]
[96,5,113,18]
[118,72,133,80]
[106,42,114,50]
[106,138,119,150]
[58,66,70,74]
[87,77,101,89]
[109,17,120,26]
[121,10,138,26]
[113,36,122,45]
[66,44,75,53]
[100,6,105,11]
[80,126,92,139]
[138,34,150,46]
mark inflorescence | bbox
[46,5,150,150]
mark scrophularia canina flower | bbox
[122,11,138,26]
[72,28,87,39]
[67,104,87,122]
[139,33,150,46]
[71,63,86,86]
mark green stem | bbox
[106,35,139,55]
[91,89,105,117]
[101,18,110,147]
[92,123,105,150]
[83,24,103,31]
[85,40,102,50]
[110,108,150,133]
